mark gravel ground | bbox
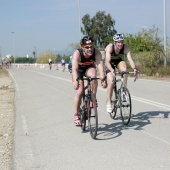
[0,69,15,170]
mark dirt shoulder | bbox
[0,69,15,170]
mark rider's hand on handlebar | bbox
[100,77,107,88]
[134,68,138,76]
[133,68,139,81]
[74,81,79,90]
[111,70,115,76]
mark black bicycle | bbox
[77,76,100,139]
[68,63,72,73]
[49,62,52,70]
[109,69,138,125]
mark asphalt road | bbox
[9,64,170,170]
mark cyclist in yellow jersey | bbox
[72,35,107,126]
[105,33,138,113]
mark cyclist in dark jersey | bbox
[105,33,137,113]
[72,35,107,126]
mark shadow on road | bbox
[130,110,170,130]
[96,111,170,140]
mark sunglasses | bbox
[84,45,94,49]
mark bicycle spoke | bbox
[88,94,98,139]
[120,88,131,125]
[79,96,86,131]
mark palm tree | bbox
[32,51,36,58]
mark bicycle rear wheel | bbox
[79,96,86,131]
[120,87,131,125]
[87,94,98,139]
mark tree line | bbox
[7,11,170,76]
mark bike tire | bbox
[88,94,98,139]
[79,96,86,131]
[109,93,121,119]
[110,84,122,119]
[110,83,117,119]
[120,87,132,125]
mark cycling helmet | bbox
[113,33,124,41]
[80,36,94,46]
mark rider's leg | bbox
[73,81,84,125]
[74,81,84,114]
[106,72,114,105]
[118,61,128,87]
[86,67,97,98]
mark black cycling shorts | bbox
[78,65,96,79]
[105,58,123,74]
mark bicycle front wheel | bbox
[120,87,132,125]
[110,93,122,119]
[79,96,86,131]
[87,94,98,139]
[79,95,87,131]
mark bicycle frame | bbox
[110,69,137,125]
[77,76,100,139]
[113,71,127,101]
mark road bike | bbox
[68,63,72,73]
[77,76,100,139]
[109,68,138,125]
[49,63,52,70]
[62,64,65,72]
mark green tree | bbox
[15,57,36,63]
[66,43,80,51]
[124,26,167,75]
[36,51,56,64]
[125,25,163,53]
[81,11,116,49]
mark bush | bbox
[132,52,170,77]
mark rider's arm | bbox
[72,50,80,83]
[95,49,105,80]
[124,45,136,70]
[105,43,115,73]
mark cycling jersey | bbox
[49,59,52,65]
[61,59,65,65]
[111,44,125,60]
[77,48,96,68]
[77,48,96,78]
[106,44,125,74]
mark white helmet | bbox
[113,33,124,41]
[70,56,72,59]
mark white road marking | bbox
[34,71,170,111]
[28,70,170,146]
[140,129,170,145]
[9,71,20,97]
[132,96,170,110]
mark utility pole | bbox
[164,0,167,66]
[12,32,15,64]
[78,0,81,40]
[0,46,2,65]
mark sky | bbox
[0,0,169,57]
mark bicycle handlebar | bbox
[114,71,139,82]
[76,77,100,82]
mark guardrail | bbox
[11,63,69,70]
